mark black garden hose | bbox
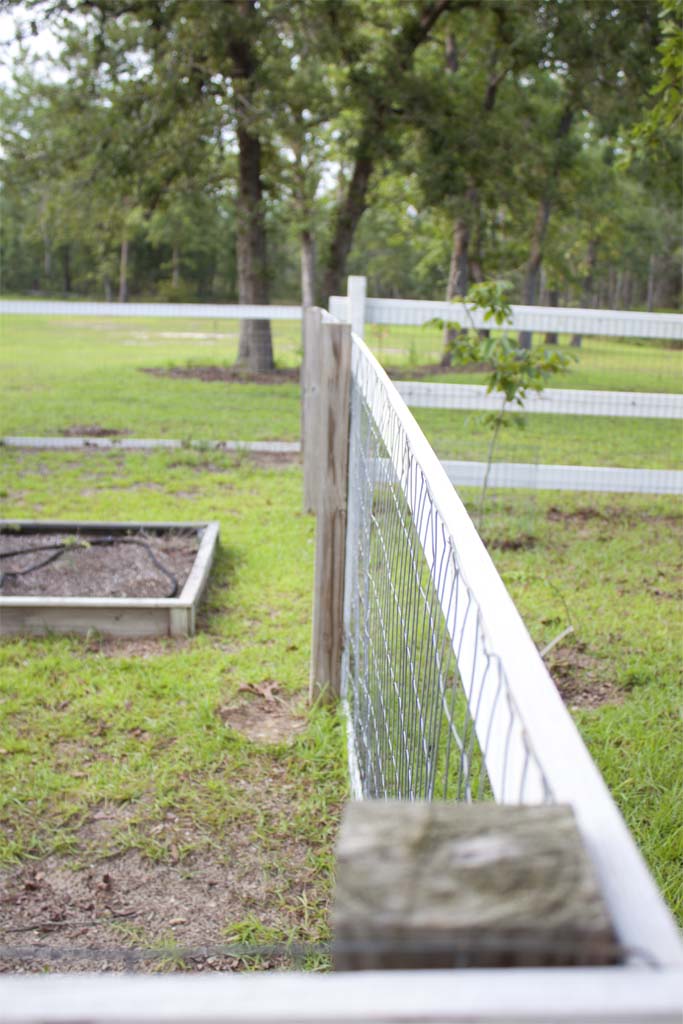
[0,535,179,598]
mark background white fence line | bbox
[442,461,683,494]
[5,293,683,339]
[336,321,683,973]
[0,299,302,320]
[3,288,681,495]
[331,291,683,341]
[395,381,683,419]
[1,297,682,1020]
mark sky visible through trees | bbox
[0,0,680,370]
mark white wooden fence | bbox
[2,288,682,496]
[330,288,683,341]
[334,280,683,495]
[1,293,683,1021]
[395,381,683,419]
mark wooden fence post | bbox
[301,306,323,514]
[333,801,618,970]
[309,321,352,705]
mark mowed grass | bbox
[413,408,683,469]
[1,314,682,470]
[0,310,682,940]
[0,447,348,963]
[467,487,683,923]
[369,322,683,393]
[0,315,302,441]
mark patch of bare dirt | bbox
[142,366,299,385]
[545,643,623,710]
[546,504,683,528]
[487,533,536,552]
[247,451,300,468]
[61,424,129,438]
[82,636,192,659]
[0,751,338,973]
[217,682,306,745]
[0,529,198,599]
[0,835,301,973]
[389,361,491,381]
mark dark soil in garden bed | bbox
[0,530,198,599]
[142,365,299,385]
[388,361,491,380]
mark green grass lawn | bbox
[0,311,681,962]
[413,408,683,469]
[369,322,683,393]
[0,315,302,441]
[1,314,682,457]
[468,487,683,923]
[0,447,347,969]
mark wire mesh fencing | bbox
[335,325,683,973]
[342,336,552,804]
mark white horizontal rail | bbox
[330,294,683,341]
[4,436,678,494]
[395,382,683,419]
[2,967,682,1023]
[0,300,302,320]
[1,437,301,453]
[442,461,683,495]
[345,329,683,967]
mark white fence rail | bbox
[442,461,683,494]
[339,322,683,972]
[1,298,683,1021]
[0,300,302,320]
[396,381,683,419]
[2,969,683,1023]
[330,291,683,341]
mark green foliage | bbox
[440,281,573,405]
[433,281,574,527]
[1,0,679,312]
[0,447,348,960]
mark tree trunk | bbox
[647,253,656,312]
[322,143,374,303]
[104,275,112,301]
[43,230,51,282]
[118,235,129,303]
[572,238,599,347]
[441,217,470,366]
[519,196,552,349]
[61,245,72,294]
[321,0,450,301]
[544,289,559,345]
[171,242,180,290]
[301,229,316,308]
[235,120,273,372]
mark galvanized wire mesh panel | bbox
[342,339,552,804]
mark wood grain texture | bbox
[333,801,619,970]
[309,323,352,704]
[0,520,219,638]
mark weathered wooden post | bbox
[333,801,618,970]
[309,321,352,705]
[301,306,323,515]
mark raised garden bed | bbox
[0,520,219,638]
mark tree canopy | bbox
[1,0,679,368]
